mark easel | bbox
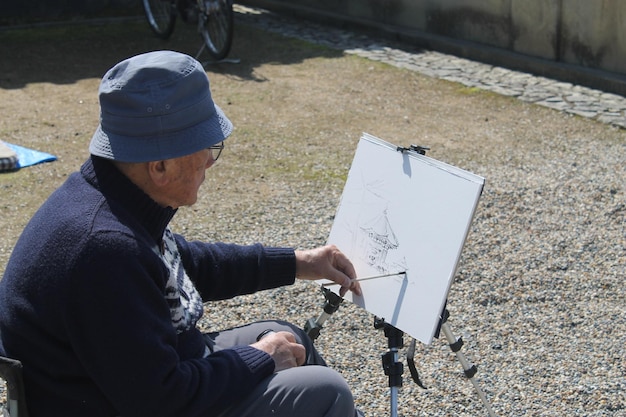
[305,290,497,417]
[305,142,496,416]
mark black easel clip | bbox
[396,144,430,155]
[411,145,430,155]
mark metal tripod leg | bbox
[305,288,343,340]
[440,314,497,417]
[375,318,404,417]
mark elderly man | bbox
[0,50,362,417]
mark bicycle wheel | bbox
[198,0,234,61]
[143,0,177,39]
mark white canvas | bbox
[321,133,484,344]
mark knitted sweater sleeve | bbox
[65,230,276,417]
[173,234,297,301]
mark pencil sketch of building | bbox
[358,209,401,273]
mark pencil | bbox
[321,271,406,286]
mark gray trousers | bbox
[206,320,363,417]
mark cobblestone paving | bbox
[235,5,626,130]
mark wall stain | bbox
[423,7,519,49]
[563,33,607,68]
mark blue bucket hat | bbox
[90,51,233,163]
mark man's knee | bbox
[281,366,356,417]
[217,366,357,417]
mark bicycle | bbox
[142,0,234,61]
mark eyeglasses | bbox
[208,141,224,161]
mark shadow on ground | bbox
[0,14,343,89]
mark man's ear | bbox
[147,160,170,187]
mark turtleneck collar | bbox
[80,156,177,244]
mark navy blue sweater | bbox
[0,156,297,417]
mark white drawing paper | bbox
[321,133,484,344]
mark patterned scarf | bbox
[160,228,204,333]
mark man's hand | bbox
[251,331,306,372]
[295,245,362,297]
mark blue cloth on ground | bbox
[6,142,57,168]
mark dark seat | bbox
[0,355,29,417]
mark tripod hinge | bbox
[304,318,322,340]
[381,352,404,387]
[464,364,478,379]
[449,336,464,352]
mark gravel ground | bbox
[194,130,626,417]
[1,10,625,417]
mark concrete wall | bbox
[559,1,626,74]
[240,0,626,95]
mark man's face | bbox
[163,147,217,208]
